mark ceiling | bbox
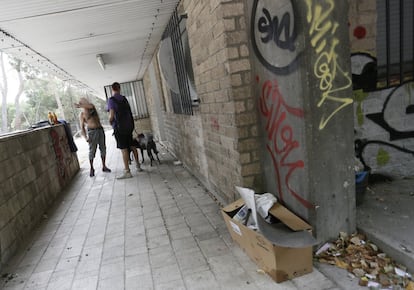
[0,0,179,97]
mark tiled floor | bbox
[1,133,339,290]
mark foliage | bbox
[0,54,106,134]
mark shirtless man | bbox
[75,98,111,177]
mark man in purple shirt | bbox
[107,82,142,179]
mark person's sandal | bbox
[102,167,111,173]
[90,168,95,177]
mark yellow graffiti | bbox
[305,0,353,130]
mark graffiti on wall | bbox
[305,0,353,130]
[50,128,72,186]
[251,0,300,74]
[351,52,377,91]
[355,81,414,170]
[258,77,315,209]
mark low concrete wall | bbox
[0,125,79,270]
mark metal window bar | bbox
[400,0,404,81]
[104,81,149,119]
[385,0,391,87]
[164,9,193,115]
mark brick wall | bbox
[348,0,377,54]
[141,0,263,204]
[0,125,79,270]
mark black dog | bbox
[133,133,160,166]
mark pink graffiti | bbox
[258,77,315,209]
[211,117,220,131]
[50,129,66,186]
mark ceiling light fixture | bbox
[96,54,106,70]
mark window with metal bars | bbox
[161,9,197,115]
[104,80,149,119]
[377,0,414,88]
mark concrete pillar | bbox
[247,0,356,243]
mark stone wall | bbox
[0,125,79,270]
[349,0,414,177]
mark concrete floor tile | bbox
[198,237,230,258]
[125,245,148,257]
[97,275,124,290]
[152,264,182,285]
[168,227,193,241]
[171,236,199,253]
[208,254,246,279]
[147,235,171,249]
[75,258,101,280]
[104,235,125,248]
[182,270,219,290]
[47,269,75,290]
[126,274,153,290]
[175,249,209,275]
[291,269,335,290]
[99,260,124,280]
[33,257,59,274]
[55,256,80,271]
[144,216,164,228]
[84,234,106,247]
[146,226,168,239]
[149,248,176,269]
[23,270,52,289]
[72,275,98,290]
[101,246,124,264]
[154,278,186,290]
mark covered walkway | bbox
[1,132,337,290]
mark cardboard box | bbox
[221,199,314,283]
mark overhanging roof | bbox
[0,0,179,97]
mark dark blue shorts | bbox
[114,131,133,150]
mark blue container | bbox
[355,171,369,205]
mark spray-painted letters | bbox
[258,78,314,209]
[305,0,353,130]
[251,0,299,74]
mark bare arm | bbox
[79,112,88,141]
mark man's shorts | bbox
[114,131,133,150]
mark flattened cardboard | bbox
[269,203,312,231]
[221,199,313,283]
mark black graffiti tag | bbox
[258,8,295,51]
[251,0,299,75]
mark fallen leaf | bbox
[335,258,349,270]
[406,281,414,290]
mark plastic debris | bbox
[316,233,413,289]
[256,269,266,275]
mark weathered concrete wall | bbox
[349,0,414,177]
[0,125,79,270]
[247,0,356,242]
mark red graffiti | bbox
[50,129,66,186]
[211,117,220,131]
[353,26,366,39]
[258,77,315,209]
